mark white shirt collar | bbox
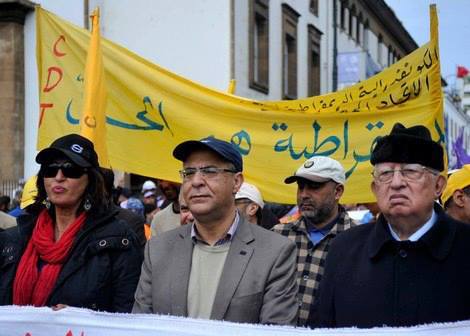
[388,209,437,242]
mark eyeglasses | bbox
[372,164,438,184]
[179,166,237,181]
[44,162,87,179]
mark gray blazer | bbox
[133,216,298,325]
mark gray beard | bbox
[302,203,336,228]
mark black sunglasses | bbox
[43,162,87,179]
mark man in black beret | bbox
[312,123,470,328]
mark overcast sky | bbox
[385,0,470,87]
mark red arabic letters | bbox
[53,35,66,57]
[40,35,67,127]
[65,330,85,336]
[39,103,54,127]
[24,330,85,336]
[43,66,63,92]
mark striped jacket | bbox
[272,206,356,326]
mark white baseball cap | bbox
[285,156,346,185]
[141,180,157,193]
[235,182,264,209]
[144,191,156,198]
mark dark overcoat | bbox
[312,204,470,328]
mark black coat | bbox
[0,207,143,313]
[116,206,147,247]
[311,204,470,328]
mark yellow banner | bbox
[80,8,109,167]
[36,6,443,204]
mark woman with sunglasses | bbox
[0,134,142,312]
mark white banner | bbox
[0,306,469,336]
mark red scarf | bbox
[13,209,87,306]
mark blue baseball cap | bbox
[173,137,243,172]
[124,197,144,218]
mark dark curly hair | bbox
[34,163,110,217]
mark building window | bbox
[388,45,393,65]
[356,13,362,44]
[309,0,318,16]
[308,24,322,96]
[377,34,383,65]
[363,19,369,50]
[340,0,347,30]
[282,4,300,99]
[249,0,269,93]
[348,4,355,38]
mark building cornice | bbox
[361,0,418,54]
[0,0,36,25]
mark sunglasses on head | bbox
[43,162,87,179]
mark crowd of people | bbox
[0,122,470,328]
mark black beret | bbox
[370,123,444,172]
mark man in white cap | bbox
[235,182,264,225]
[141,180,157,195]
[141,180,158,207]
[272,156,356,326]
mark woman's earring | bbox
[83,197,92,211]
[45,197,51,210]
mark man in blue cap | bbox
[133,137,298,325]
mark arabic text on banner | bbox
[36,6,444,204]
